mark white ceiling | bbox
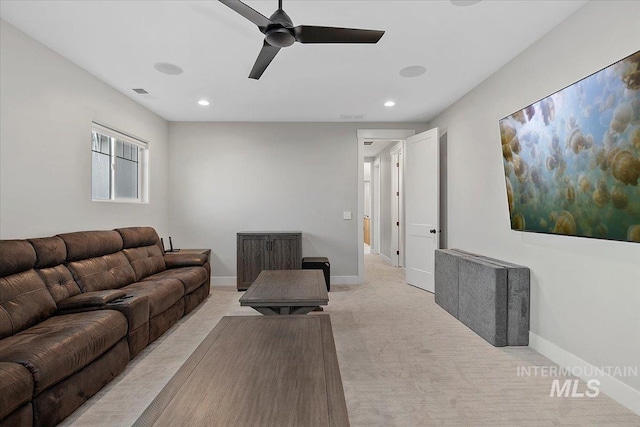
[0,1,586,123]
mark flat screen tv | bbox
[499,50,640,243]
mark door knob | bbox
[430,229,437,234]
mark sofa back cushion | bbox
[0,240,57,339]
[116,227,166,281]
[66,252,136,292]
[116,227,163,251]
[123,246,166,281]
[58,230,124,261]
[30,237,82,303]
[0,240,37,277]
[59,230,136,292]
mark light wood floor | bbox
[62,255,639,426]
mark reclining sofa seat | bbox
[59,228,186,348]
[117,226,211,332]
[0,240,129,427]
[0,226,211,427]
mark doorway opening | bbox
[363,160,372,255]
[357,129,417,284]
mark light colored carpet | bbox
[61,255,639,426]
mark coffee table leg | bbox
[253,307,280,315]
[290,306,316,315]
[251,306,319,315]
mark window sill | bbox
[92,199,149,205]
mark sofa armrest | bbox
[164,253,208,268]
[58,290,126,311]
[106,294,149,331]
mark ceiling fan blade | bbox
[249,41,281,80]
[219,0,272,29]
[293,26,384,44]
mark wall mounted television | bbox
[499,50,640,243]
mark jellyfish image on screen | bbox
[499,50,640,243]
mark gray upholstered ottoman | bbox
[452,250,530,346]
[434,249,530,347]
[458,256,509,346]
[434,249,461,318]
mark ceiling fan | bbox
[219,0,385,79]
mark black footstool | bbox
[302,257,330,292]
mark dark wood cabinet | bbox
[237,232,302,290]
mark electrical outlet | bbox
[343,211,352,220]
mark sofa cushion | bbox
[36,264,82,305]
[142,266,208,294]
[122,279,184,317]
[0,362,34,420]
[0,402,32,426]
[115,227,161,249]
[0,240,36,277]
[123,245,166,281]
[66,252,136,292]
[29,237,66,269]
[0,269,58,340]
[0,310,127,394]
[58,230,123,262]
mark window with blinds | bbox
[91,123,148,202]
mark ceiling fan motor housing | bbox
[265,8,295,47]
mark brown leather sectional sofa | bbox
[0,227,211,426]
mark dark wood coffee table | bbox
[239,270,329,315]
[134,315,349,427]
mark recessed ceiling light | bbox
[384,101,396,107]
[153,62,184,75]
[399,65,427,78]
[450,0,482,6]
[198,100,210,106]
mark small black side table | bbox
[301,257,330,292]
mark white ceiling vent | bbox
[340,114,365,120]
[132,88,149,94]
[364,141,374,146]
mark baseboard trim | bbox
[211,276,236,286]
[331,275,360,285]
[529,332,640,415]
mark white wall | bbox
[428,0,640,403]
[168,122,423,282]
[0,20,170,239]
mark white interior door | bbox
[404,128,439,292]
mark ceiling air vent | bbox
[132,88,149,94]
[364,141,374,146]
[340,113,365,120]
